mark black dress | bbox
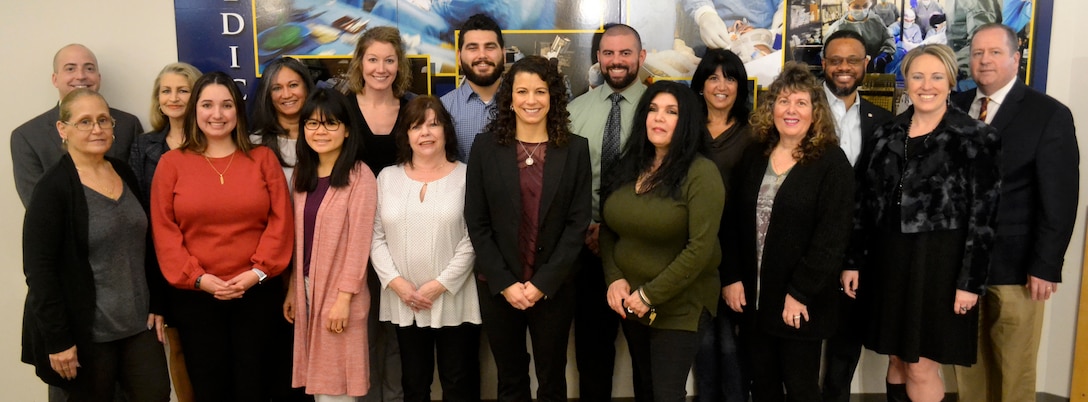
[346,92,416,175]
[861,134,979,365]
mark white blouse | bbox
[371,162,480,327]
[249,134,296,191]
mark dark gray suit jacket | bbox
[10,105,142,207]
[953,81,1079,285]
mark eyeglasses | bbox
[304,119,342,131]
[61,117,116,131]
[825,56,866,67]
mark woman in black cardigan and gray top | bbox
[721,62,855,402]
[21,89,170,400]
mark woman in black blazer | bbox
[721,62,855,402]
[22,89,170,400]
[465,56,591,402]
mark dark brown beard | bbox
[462,60,503,87]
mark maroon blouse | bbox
[516,141,547,281]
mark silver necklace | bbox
[518,140,545,166]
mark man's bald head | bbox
[52,44,101,99]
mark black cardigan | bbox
[721,143,855,339]
[21,154,166,387]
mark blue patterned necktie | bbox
[602,93,623,175]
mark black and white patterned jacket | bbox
[848,106,1001,294]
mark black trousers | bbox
[822,292,863,402]
[748,328,823,402]
[63,329,170,402]
[622,311,708,402]
[694,299,749,402]
[171,278,285,402]
[362,264,402,402]
[396,323,481,402]
[478,279,575,402]
[573,246,621,401]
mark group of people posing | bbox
[13,12,1077,402]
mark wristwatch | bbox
[251,268,268,284]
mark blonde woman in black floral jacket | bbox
[846,44,1000,402]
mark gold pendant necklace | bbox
[203,151,237,185]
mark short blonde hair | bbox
[346,26,412,97]
[149,62,202,132]
[900,44,958,90]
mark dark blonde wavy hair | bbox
[346,26,412,98]
[483,56,572,147]
[149,62,201,132]
[750,62,838,163]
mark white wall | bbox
[1036,0,1088,397]
[0,1,179,400]
[0,1,1084,401]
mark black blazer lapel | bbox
[497,142,522,212]
[986,81,1026,134]
[539,142,568,225]
[860,103,878,138]
[858,101,881,174]
[953,88,976,112]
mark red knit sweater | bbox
[151,146,294,289]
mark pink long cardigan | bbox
[290,163,377,397]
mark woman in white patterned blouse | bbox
[370,96,480,402]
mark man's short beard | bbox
[826,75,864,97]
[604,65,639,90]
[463,60,504,87]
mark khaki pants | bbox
[955,285,1045,402]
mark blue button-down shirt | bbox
[441,81,497,162]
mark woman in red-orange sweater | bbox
[151,72,294,402]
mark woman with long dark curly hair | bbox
[721,62,855,401]
[464,55,591,402]
[599,80,724,401]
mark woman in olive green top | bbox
[600,80,725,401]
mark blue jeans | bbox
[694,298,748,402]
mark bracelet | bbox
[194,275,203,290]
[251,268,268,285]
[637,288,653,307]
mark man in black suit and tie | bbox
[953,23,1079,402]
[11,44,142,207]
[819,29,894,402]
